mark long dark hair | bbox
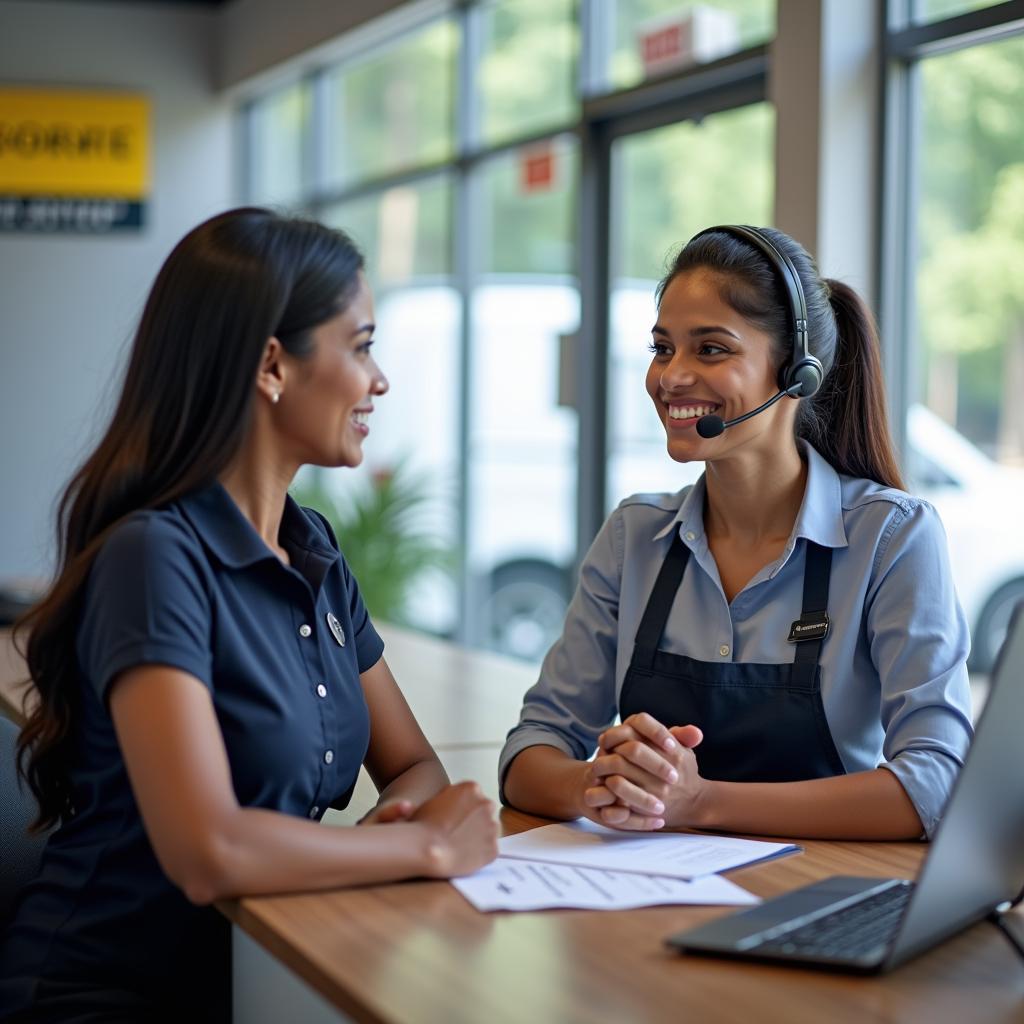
[657,226,904,489]
[17,208,365,830]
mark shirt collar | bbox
[650,441,848,550]
[178,482,338,570]
[793,442,848,549]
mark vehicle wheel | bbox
[971,579,1024,674]
[481,561,570,662]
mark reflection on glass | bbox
[606,103,774,507]
[249,83,309,206]
[466,139,579,660]
[476,0,578,146]
[602,0,775,93]
[326,18,457,190]
[320,178,459,634]
[911,0,1006,23]
[911,34,1024,674]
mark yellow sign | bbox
[0,89,150,199]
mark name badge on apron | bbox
[787,612,829,643]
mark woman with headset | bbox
[0,209,497,1023]
[500,225,974,841]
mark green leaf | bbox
[290,461,456,626]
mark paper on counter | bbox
[451,857,760,912]
[499,819,799,880]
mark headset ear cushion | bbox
[786,358,824,398]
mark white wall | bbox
[0,0,234,582]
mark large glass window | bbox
[907,31,1024,674]
[324,176,451,286]
[606,102,775,507]
[474,0,578,146]
[325,19,457,190]
[249,82,310,206]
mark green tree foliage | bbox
[329,19,457,186]
[916,34,1024,453]
[616,102,774,281]
[477,0,578,145]
[291,463,455,626]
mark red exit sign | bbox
[520,144,556,193]
[641,22,687,70]
[638,9,739,76]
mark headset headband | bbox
[691,224,820,398]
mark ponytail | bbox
[800,280,904,490]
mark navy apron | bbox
[619,534,845,783]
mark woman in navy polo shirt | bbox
[0,209,497,1022]
[500,225,974,841]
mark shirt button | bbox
[299,624,312,638]
[684,530,696,542]
[309,806,319,819]
[316,683,327,698]
[324,750,334,765]
[719,644,730,657]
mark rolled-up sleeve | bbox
[866,500,974,837]
[498,509,624,801]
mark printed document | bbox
[499,819,799,879]
[452,857,760,912]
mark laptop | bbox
[665,605,1024,974]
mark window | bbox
[248,82,310,206]
[888,5,1024,676]
[325,20,457,190]
[474,0,578,146]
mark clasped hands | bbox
[582,712,706,830]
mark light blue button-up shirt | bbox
[500,443,974,837]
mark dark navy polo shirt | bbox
[0,483,383,1022]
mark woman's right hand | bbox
[581,715,705,830]
[410,781,499,878]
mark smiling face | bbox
[277,271,387,469]
[646,269,794,464]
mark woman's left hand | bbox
[357,799,416,826]
[585,716,708,829]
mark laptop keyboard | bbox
[746,882,915,960]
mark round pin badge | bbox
[326,611,346,647]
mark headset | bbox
[687,225,824,438]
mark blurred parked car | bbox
[907,404,1024,672]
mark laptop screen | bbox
[888,605,1024,966]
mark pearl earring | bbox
[271,391,280,404]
